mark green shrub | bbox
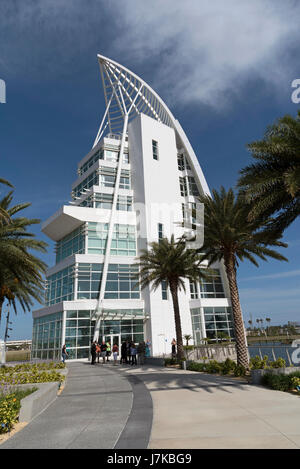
[234,364,246,377]
[261,371,300,392]
[261,373,291,392]
[220,358,236,375]
[250,355,269,369]
[269,357,286,369]
[206,360,222,374]
[187,362,207,372]
[291,376,300,393]
[250,355,286,370]
[164,358,179,366]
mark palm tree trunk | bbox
[169,280,184,360]
[224,256,249,369]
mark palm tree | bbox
[197,187,288,368]
[184,334,192,346]
[0,177,13,223]
[136,235,204,360]
[0,191,48,323]
[238,110,300,232]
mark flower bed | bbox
[0,362,66,435]
[0,388,37,434]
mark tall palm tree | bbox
[0,191,47,323]
[136,235,204,360]
[198,187,288,368]
[0,177,13,223]
[238,110,300,232]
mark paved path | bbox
[0,362,148,449]
[122,367,300,449]
[1,362,300,449]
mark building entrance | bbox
[103,334,121,352]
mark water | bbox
[248,341,300,367]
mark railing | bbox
[247,344,299,367]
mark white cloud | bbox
[109,0,300,108]
[0,0,299,109]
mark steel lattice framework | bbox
[92,55,211,341]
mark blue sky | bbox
[0,0,299,339]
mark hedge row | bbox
[261,372,300,392]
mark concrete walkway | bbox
[1,362,300,449]
[122,367,300,449]
[0,362,135,449]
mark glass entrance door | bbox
[104,334,120,351]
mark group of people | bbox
[90,339,151,366]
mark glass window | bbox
[152,140,158,160]
[158,223,163,241]
[161,280,168,300]
[179,177,188,197]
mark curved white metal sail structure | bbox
[92,55,212,341]
[94,54,210,195]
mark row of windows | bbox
[191,307,234,342]
[179,176,200,197]
[56,226,85,264]
[73,168,130,199]
[177,153,191,172]
[87,223,136,256]
[78,148,129,176]
[46,262,141,305]
[54,222,136,266]
[77,263,140,300]
[32,315,63,352]
[32,316,145,360]
[46,266,74,306]
[190,269,225,299]
[80,193,133,211]
[72,171,99,199]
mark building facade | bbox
[31,55,233,361]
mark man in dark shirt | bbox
[121,341,127,364]
[100,341,107,363]
[91,341,97,365]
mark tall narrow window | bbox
[161,280,168,300]
[179,177,188,197]
[152,140,158,160]
[189,280,199,299]
[158,223,164,241]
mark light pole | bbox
[1,306,13,366]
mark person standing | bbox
[130,342,137,366]
[121,341,127,364]
[112,343,119,365]
[100,340,107,363]
[126,340,131,364]
[171,338,177,358]
[61,344,68,364]
[137,341,146,365]
[96,342,101,363]
[91,341,97,365]
[106,341,111,362]
[145,340,151,358]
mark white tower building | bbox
[31,55,233,361]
